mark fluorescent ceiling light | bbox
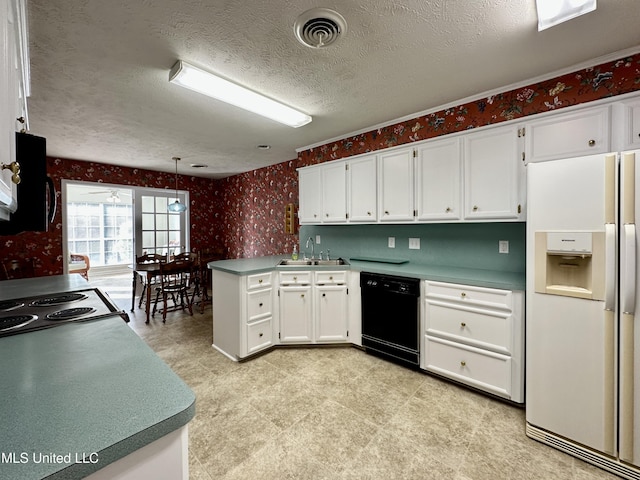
[169,60,312,128]
[536,0,596,31]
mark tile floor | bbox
[98,275,621,480]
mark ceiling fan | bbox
[87,189,132,203]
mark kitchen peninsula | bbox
[0,276,195,480]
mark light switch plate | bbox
[409,238,420,250]
[388,237,395,248]
[499,240,509,253]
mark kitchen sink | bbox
[278,258,349,267]
[278,259,314,266]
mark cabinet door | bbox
[619,98,640,150]
[321,161,347,222]
[348,154,377,222]
[525,106,610,163]
[298,166,322,224]
[416,137,461,221]
[379,147,415,222]
[463,125,521,220]
[315,285,348,342]
[0,1,18,218]
[278,285,312,343]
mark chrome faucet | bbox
[305,236,315,260]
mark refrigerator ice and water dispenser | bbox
[534,231,605,300]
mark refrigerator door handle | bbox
[604,223,616,311]
[621,224,636,315]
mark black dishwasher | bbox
[360,272,421,368]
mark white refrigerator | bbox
[526,150,640,479]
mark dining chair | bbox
[135,253,165,309]
[152,259,195,322]
[3,258,36,279]
[69,253,90,280]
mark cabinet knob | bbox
[325,213,329,217]
[293,277,297,281]
[472,206,478,212]
[588,139,596,147]
[384,210,390,215]
[461,292,466,298]
[259,303,263,307]
[300,294,305,298]
[1,162,21,185]
[367,211,372,216]
[259,332,263,337]
[322,293,326,297]
[329,276,333,280]
[460,361,466,367]
[460,322,466,328]
[445,207,452,213]
[258,279,263,283]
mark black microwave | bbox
[0,132,56,235]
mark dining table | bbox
[131,262,162,323]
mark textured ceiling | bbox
[26,0,640,179]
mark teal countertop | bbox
[0,278,195,480]
[209,255,525,291]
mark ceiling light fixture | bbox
[168,157,187,213]
[536,0,596,31]
[107,191,121,203]
[169,60,312,128]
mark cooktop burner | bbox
[0,300,25,312]
[29,293,88,307]
[0,314,37,331]
[46,307,96,321]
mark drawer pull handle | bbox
[460,322,466,328]
[461,292,466,298]
[588,139,596,147]
[460,361,466,367]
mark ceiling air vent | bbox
[294,8,347,49]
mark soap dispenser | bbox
[292,245,298,260]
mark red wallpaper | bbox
[1,158,224,276]
[2,52,640,275]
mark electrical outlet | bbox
[315,235,321,244]
[388,237,395,248]
[499,240,509,254]
[409,238,420,250]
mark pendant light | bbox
[168,157,187,213]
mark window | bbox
[140,195,184,256]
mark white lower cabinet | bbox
[212,270,274,360]
[421,280,524,403]
[278,270,349,344]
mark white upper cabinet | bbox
[347,154,377,222]
[378,147,415,222]
[321,161,347,222]
[617,97,640,151]
[463,124,523,220]
[298,166,322,224]
[415,137,461,221]
[0,0,23,219]
[298,162,347,224]
[524,105,610,163]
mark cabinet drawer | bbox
[423,336,511,398]
[247,288,272,320]
[279,271,311,285]
[425,281,512,310]
[247,317,272,354]
[314,271,347,285]
[425,301,512,354]
[247,272,272,290]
